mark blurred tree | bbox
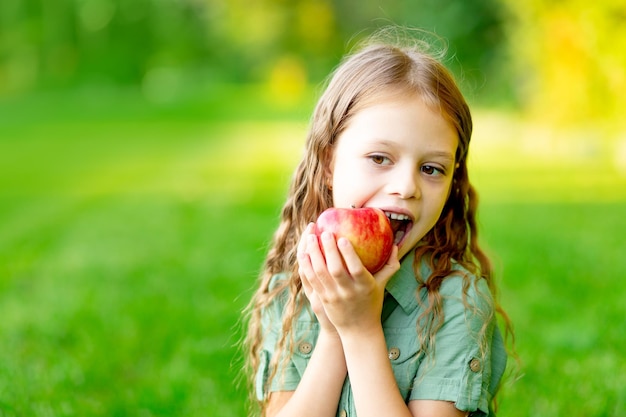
[0,0,509,106]
[199,0,511,104]
[0,0,213,95]
[501,0,626,126]
[334,0,511,103]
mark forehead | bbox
[334,93,458,156]
[350,86,453,127]
[354,86,423,112]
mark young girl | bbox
[244,30,512,417]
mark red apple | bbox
[314,207,393,273]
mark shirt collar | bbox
[385,250,421,315]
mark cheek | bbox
[426,186,454,224]
[440,186,454,214]
[331,159,359,189]
[440,176,456,205]
[446,180,454,200]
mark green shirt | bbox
[256,251,507,416]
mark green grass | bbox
[482,202,626,416]
[0,91,625,416]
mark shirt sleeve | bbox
[255,274,317,400]
[255,315,302,400]
[409,274,496,415]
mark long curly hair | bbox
[242,29,515,415]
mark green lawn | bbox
[1,91,625,416]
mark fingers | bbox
[336,237,370,280]
[317,232,353,287]
[297,224,332,295]
[297,220,360,279]
[338,241,400,288]
[297,223,315,257]
[297,224,320,296]
[299,221,402,295]
[297,222,400,333]
[374,245,401,286]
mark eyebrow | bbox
[423,150,455,162]
[362,139,456,162]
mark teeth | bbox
[384,211,410,221]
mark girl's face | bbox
[329,94,458,260]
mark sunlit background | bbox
[1,0,625,416]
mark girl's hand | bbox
[297,223,336,333]
[299,226,401,336]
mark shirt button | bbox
[388,347,400,360]
[469,358,481,372]
[339,410,347,417]
[298,341,313,355]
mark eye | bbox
[369,154,392,166]
[421,165,444,176]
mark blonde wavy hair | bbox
[242,28,515,415]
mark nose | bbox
[389,165,420,199]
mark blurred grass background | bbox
[1,0,626,416]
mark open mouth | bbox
[383,211,413,245]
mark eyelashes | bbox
[368,154,392,165]
[421,165,445,176]
[368,154,446,177]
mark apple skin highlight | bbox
[314,207,394,274]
